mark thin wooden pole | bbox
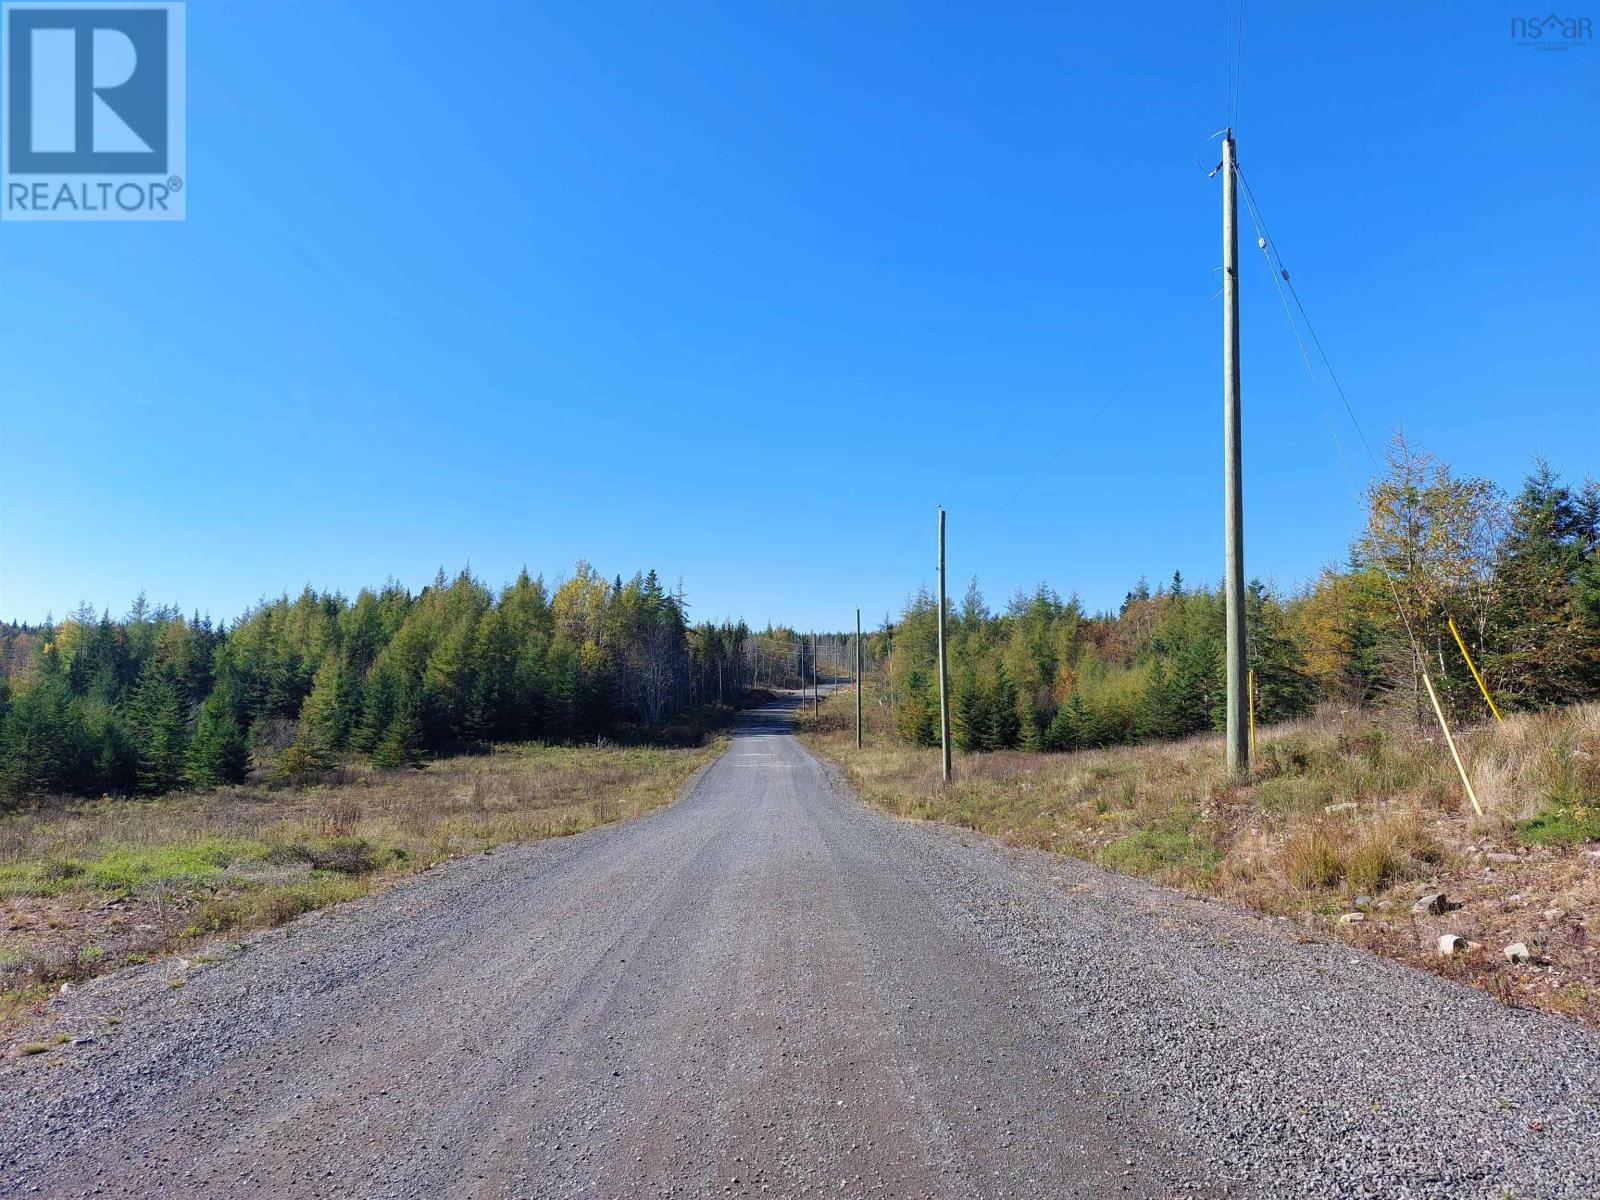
[1423,671,1484,818]
[855,607,863,750]
[1222,131,1249,776]
[1447,615,1502,722]
[937,507,951,782]
[812,634,818,718]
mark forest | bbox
[872,438,1600,754]
[2,436,1596,802]
[0,564,781,803]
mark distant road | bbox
[4,694,1598,1198]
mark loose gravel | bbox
[2,696,1597,1198]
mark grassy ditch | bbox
[800,692,1600,1026]
[0,739,721,1034]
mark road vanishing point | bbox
[4,694,1598,1199]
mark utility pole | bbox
[936,507,952,782]
[855,607,863,750]
[812,633,818,718]
[1221,131,1249,776]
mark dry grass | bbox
[801,692,1600,1026]
[0,740,720,1034]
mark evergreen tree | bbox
[986,666,1020,750]
[1019,704,1042,751]
[0,672,80,799]
[952,672,982,752]
[128,672,187,794]
[77,693,136,794]
[1246,580,1317,723]
[352,667,396,754]
[1172,638,1222,735]
[186,688,250,788]
[1489,464,1600,705]
[1043,695,1086,752]
[372,684,426,768]
[300,657,354,751]
[1141,660,1176,740]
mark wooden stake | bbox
[1423,670,1484,818]
[1447,615,1502,722]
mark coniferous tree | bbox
[987,666,1020,750]
[0,671,79,799]
[1042,703,1073,752]
[186,688,250,788]
[952,672,982,752]
[1246,580,1317,723]
[1019,704,1042,752]
[1489,465,1600,706]
[372,684,426,769]
[352,667,396,754]
[128,672,186,794]
[1141,660,1176,740]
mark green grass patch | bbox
[0,834,397,898]
[1251,771,1339,815]
[1517,804,1600,846]
[1098,820,1218,876]
[0,837,273,897]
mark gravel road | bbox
[4,695,1598,1199]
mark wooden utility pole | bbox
[936,507,952,782]
[1221,131,1249,776]
[812,634,818,718]
[855,608,863,750]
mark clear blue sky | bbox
[2,1,1595,631]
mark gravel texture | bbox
[2,695,1598,1198]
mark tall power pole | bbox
[1221,131,1249,775]
[936,507,952,782]
[812,633,818,718]
[855,608,863,750]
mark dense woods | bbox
[0,564,783,803]
[871,439,1600,753]
[3,437,1595,801]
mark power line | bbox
[1225,0,1245,133]
[1237,166,1383,473]
[1231,161,1426,672]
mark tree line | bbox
[871,438,1600,754]
[0,563,771,802]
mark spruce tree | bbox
[1489,464,1600,705]
[1245,581,1317,723]
[129,672,186,794]
[1019,705,1042,752]
[952,672,982,752]
[0,672,79,799]
[186,690,250,788]
[372,686,426,768]
[987,666,1020,750]
[1141,660,1176,740]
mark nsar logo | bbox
[1510,12,1594,50]
[2,2,185,221]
